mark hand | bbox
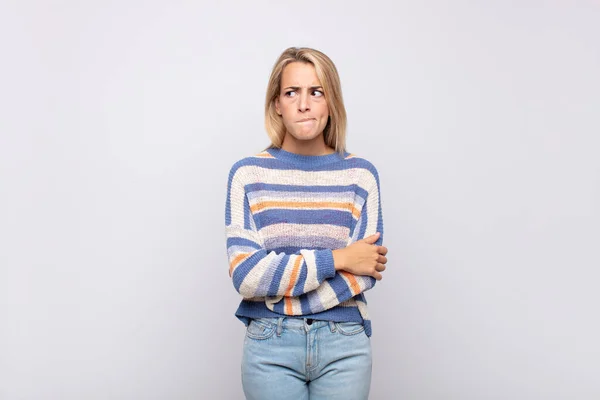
[332,232,388,280]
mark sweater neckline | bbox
[266,147,347,167]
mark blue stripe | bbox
[225,170,235,226]
[375,187,384,244]
[255,210,351,229]
[232,251,264,291]
[265,236,346,252]
[326,274,350,304]
[234,300,365,330]
[243,194,252,230]
[267,254,290,296]
[251,159,378,173]
[269,246,334,255]
[246,183,356,193]
[273,298,285,314]
[292,264,308,296]
[227,237,261,249]
[363,320,372,337]
[314,249,335,282]
[257,255,283,295]
[273,246,303,254]
[357,202,369,239]
[232,158,357,172]
[299,294,312,314]
[357,293,368,304]
[355,186,368,201]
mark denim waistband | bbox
[251,317,337,335]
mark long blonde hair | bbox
[265,47,347,154]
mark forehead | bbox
[281,62,321,87]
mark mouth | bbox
[297,118,316,123]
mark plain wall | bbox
[1,1,599,399]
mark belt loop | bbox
[329,321,336,332]
[276,317,284,337]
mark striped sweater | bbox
[225,147,384,336]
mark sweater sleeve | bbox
[225,164,337,299]
[266,166,384,315]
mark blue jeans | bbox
[241,317,372,400]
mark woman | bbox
[225,47,388,400]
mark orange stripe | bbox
[251,201,355,213]
[340,271,360,296]
[255,152,275,158]
[229,253,251,276]
[285,256,303,297]
[351,206,361,219]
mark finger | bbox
[373,272,383,281]
[377,246,388,256]
[362,232,380,244]
[376,263,386,272]
[377,255,387,264]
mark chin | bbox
[289,130,322,141]
[295,135,321,142]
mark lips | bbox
[297,118,316,122]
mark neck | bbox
[281,133,334,156]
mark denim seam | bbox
[334,322,365,336]
[307,328,321,375]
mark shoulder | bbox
[342,153,381,182]
[227,150,276,181]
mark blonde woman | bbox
[225,47,388,400]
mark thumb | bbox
[361,232,380,244]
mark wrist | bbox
[332,249,345,271]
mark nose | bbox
[298,91,310,112]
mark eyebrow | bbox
[282,86,323,91]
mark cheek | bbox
[276,100,284,115]
[280,101,294,116]
[317,102,329,118]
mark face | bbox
[275,62,330,144]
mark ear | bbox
[275,97,281,115]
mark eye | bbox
[312,90,324,97]
[284,90,297,97]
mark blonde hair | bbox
[265,47,347,154]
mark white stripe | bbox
[228,168,249,227]
[235,165,377,190]
[264,295,283,311]
[338,299,358,307]
[225,226,263,245]
[299,250,318,289]
[261,223,349,241]
[364,182,380,236]
[314,281,338,311]
[276,254,300,294]
[291,298,302,315]
[237,251,282,298]
[253,204,354,213]
[227,245,258,257]
[355,298,370,319]
[244,297,267,302]
[248,195,355,205]
[248,190,354,201]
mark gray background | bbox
[1,1,599,399]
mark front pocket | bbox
[334,321,366,336]
[246,319,276,340]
